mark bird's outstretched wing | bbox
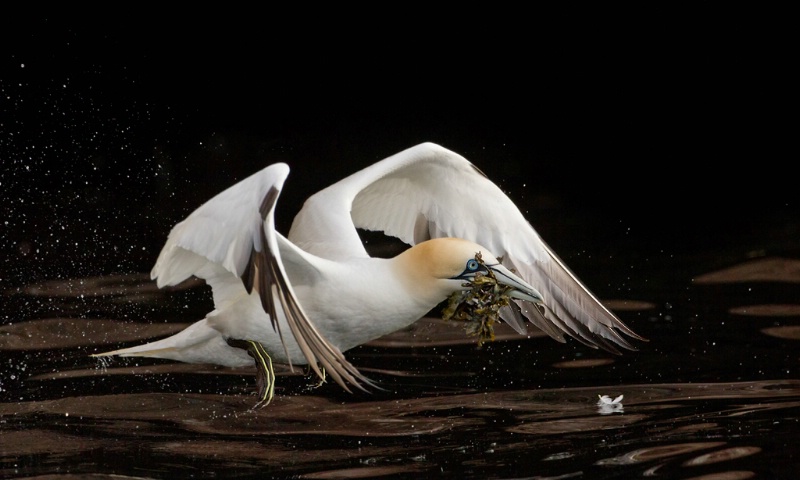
[150,163,376,393]
[290,142,645,354]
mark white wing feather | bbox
[149,163,376,392]
[292,142,644,353]
[150,164,289,286]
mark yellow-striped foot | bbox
[227,338,275,409]
[304,365,327,391]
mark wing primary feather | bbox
[240,186,294,369]
[515,301,567,342]
[469,163,489,178]
[241,186,281,295]
[505,245,646,354]
[498,301,527,335]
[540,240,648,343]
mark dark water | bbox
[2,249,800,479]
[3,13,798,479]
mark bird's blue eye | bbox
[466,259,479,271]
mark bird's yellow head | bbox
[396,238,543,304]
[404,238,497,280]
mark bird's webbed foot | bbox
[304,365,327,391]
[226,338,275,409]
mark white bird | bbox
[95,142,645,407]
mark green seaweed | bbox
[442,252,513,347]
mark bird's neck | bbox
[389,248,456,309]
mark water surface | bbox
[2,253,799,478]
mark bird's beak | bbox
[458,263,543,304]
[487,264,544,304]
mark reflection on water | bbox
[693,257,800,284]
[0,318,189,351]
[1,377,797,478]
[2,254,800,478]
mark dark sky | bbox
[1,10,795,285]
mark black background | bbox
[1,8,795,289]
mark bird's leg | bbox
[226,338,275,409]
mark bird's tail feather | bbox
[91,319,252,367]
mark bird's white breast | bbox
[290,256,442,353]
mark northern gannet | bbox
[95,142,645,407]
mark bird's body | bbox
[96,143,644,403]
